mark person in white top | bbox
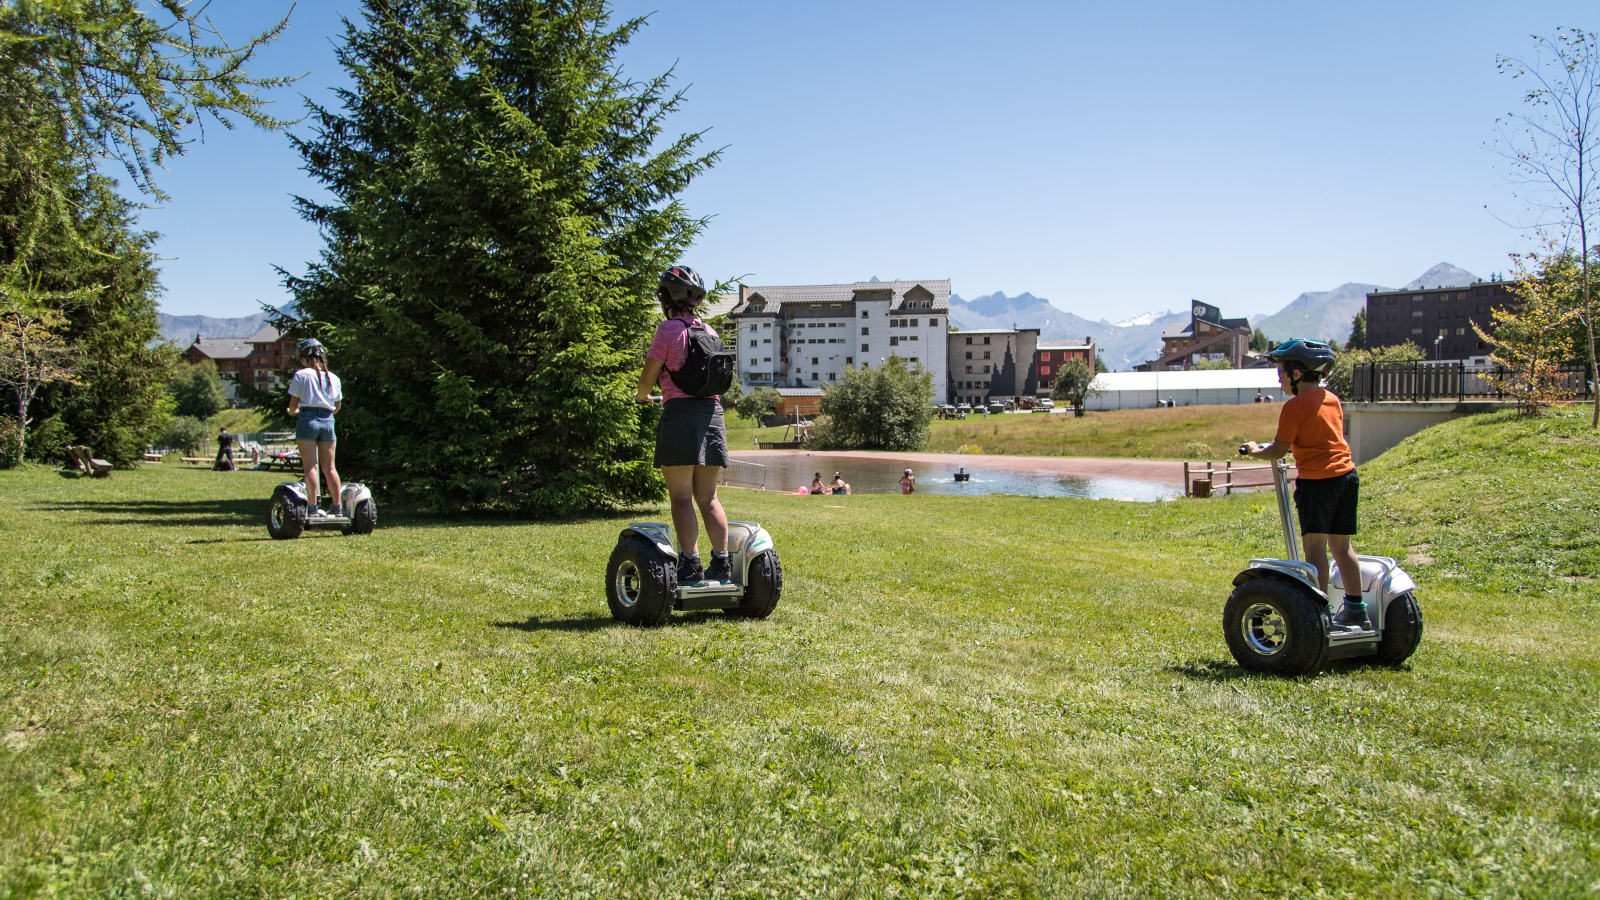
[286,338,345,517]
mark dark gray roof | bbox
[247,324,287,344]
[188,336,253,360]
[730,279,952,316]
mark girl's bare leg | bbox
[296,439,321,509]
[661,466,700,555]
[691,465,728,553]
[319,441,342,511]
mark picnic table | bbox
[66,446,112,477]
[255,451,301,472]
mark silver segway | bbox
[1222,453,1422,676]
[267,482,377,540]
[605,521,783,626]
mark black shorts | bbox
[654,398,729,468]
[1293,469,1359,536]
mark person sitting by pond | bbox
[900,468,916,494]
[810,472,825,495]
[828,472,851,495]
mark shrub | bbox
[735,387,781,421]
[812,357,934,451]
[26,415,72,463]
[1326,344,1423,399]
[158,416,207,455]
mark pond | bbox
[727,452,1182,502]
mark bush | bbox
[735,387,781,421]
[0,419,19,469]
[158,416,208,455]
[812,357,934,451]
[1192,359,1231,370]
[1326,344,1424,399]
[26,415,72,464]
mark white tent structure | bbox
[1086,369,1287,410]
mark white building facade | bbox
[726,280,950,400]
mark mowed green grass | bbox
[2,409,1597,897]
[926,404,1284,460]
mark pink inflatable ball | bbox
[797,486,809,495]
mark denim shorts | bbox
[295,407,337,443]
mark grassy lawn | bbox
[925,405,1284,460]
[1,408,1597,896]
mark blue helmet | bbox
[1265,338,1335,376]
[297,338,326,359]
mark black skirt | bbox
[654,398,729,468]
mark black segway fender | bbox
[620,522,677,564]
[1233,559,1324,598]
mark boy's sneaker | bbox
[309,508,330,518]
[1333,599,1369,629]
[704,552,732,583]
[676,554,703,585]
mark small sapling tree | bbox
[1050,358,1101,416]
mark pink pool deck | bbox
[732,450,1183,482]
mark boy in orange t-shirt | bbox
[1243,339,1367,629]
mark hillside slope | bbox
[1359,406,1598,589]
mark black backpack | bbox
[668,320,735,399]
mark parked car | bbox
[1038,398,1055,409]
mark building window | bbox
[812,372,818,380]
[749,358,757,366]
[861,343,869,351]
[965,365,972,373]
[861,327,869,335]
[983,365,991,373]
[846,357,853,365]
[983,337,991,344]
[811,304,821,309]
[763,357,770,362]
[983,351,991,359]
[1411,328,1423,335]
[1413,310,1424,317]
[812,357,819,365]
[750,340,758,348]
[930,318,938,327]
[1439,329,1448,337]
[909,335,918,341]
[830,303,841,308]
[828,372,837,380]
[861,311,869,318]
[1040,366,1051,376]
[890,336,899,346]
[763,338,770,344]
[1041,352,1051,361]
[910,319,919,327]
[965,337,973,345]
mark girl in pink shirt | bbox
[635,266,731,585]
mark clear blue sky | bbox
[141,0,1594,322]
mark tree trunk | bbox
[1586,252,1598,428]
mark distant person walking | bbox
[900,468,916,494]
[287,338,344,517]
[214,427,236,471]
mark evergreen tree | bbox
[1250,327,1272,352]
[1347,309,1367,351]
[169,359,227,420]
[0,0,292,463]
[287,0,718,514]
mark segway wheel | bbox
[267,490,305,541]
[606,535,675,627]
[730,550,783,619]
[1375,591,1423,665]
[1223,576,1330,676]
[343,498,377,536]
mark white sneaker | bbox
[309,508,330,518]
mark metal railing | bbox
[1183,460,1290,497]
[720,459,767,489]
[1351,362,1592,402]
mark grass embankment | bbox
[925,404,1283,459]
[2,409,1597,896]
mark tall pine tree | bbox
[287,0,718,514]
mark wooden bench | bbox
[179,456,212,466]
[66,446,112,477]
[141,451,163,463]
